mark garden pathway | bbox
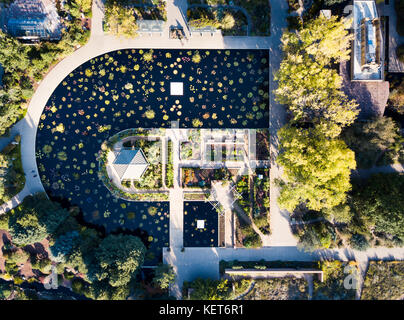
[353,163,404,179]
[267,0,298,247]
[168,129,184,248]
[1,0,271,214]
[164,245,404,299]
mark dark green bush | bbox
[349,233,370,251]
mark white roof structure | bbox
[352,0,384,81]
[197,220,205,229]
[170,82,183,95]
[112,148,149,181]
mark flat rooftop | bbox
[352,0,384,81]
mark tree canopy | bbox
[277,125,356,212]
[351,173,404,243]
[342,117,404,169]
[152,263,175,290]
[104,1,138,38]
[275,15,358,135]
[89,234,146,287]
[8,194,70,246]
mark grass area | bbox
[0,135,25,205]
[361,261,404,300]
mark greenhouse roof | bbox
[6,0,62,40]
[113,148,149,181]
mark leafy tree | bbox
[342,117,404,168]
[104,1,138,38]
[351,173,404,243]
[80,279,132,300]
[64,0,92,18]
[188,278,231,300]
[0,31,30,77]
[277,125,356,212]
[63,228,101,277]
[2,250,29,265]
[324,0,349,6]
[322,203,352,224]
[8,193,69,246]
[89,234,146,287]
[152,263,175,290]
[50,231,80,263]
[275,15,358,134]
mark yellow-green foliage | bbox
[275,15,358,134]
[104,1,138,38]
[277,125,356,212]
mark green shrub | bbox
[186,278,231,300]
[349,233,370,251]
[361,261,404,300]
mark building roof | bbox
[341,61,389,119]
[6,0,61,40]
[352,0,384,81]
[112,148,149,181]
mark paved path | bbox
[164,245,404,299]
[167,129,184,248]
[267,0,297,247]
[3,0,403,302]
[353,163,404,179]
[0,0,270,214]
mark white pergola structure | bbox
[208,183,242,216]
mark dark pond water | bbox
[183,201,218,247]
[35,49,269,263]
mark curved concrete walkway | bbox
[0,0,270,214]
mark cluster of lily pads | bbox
[35,49,269,261]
